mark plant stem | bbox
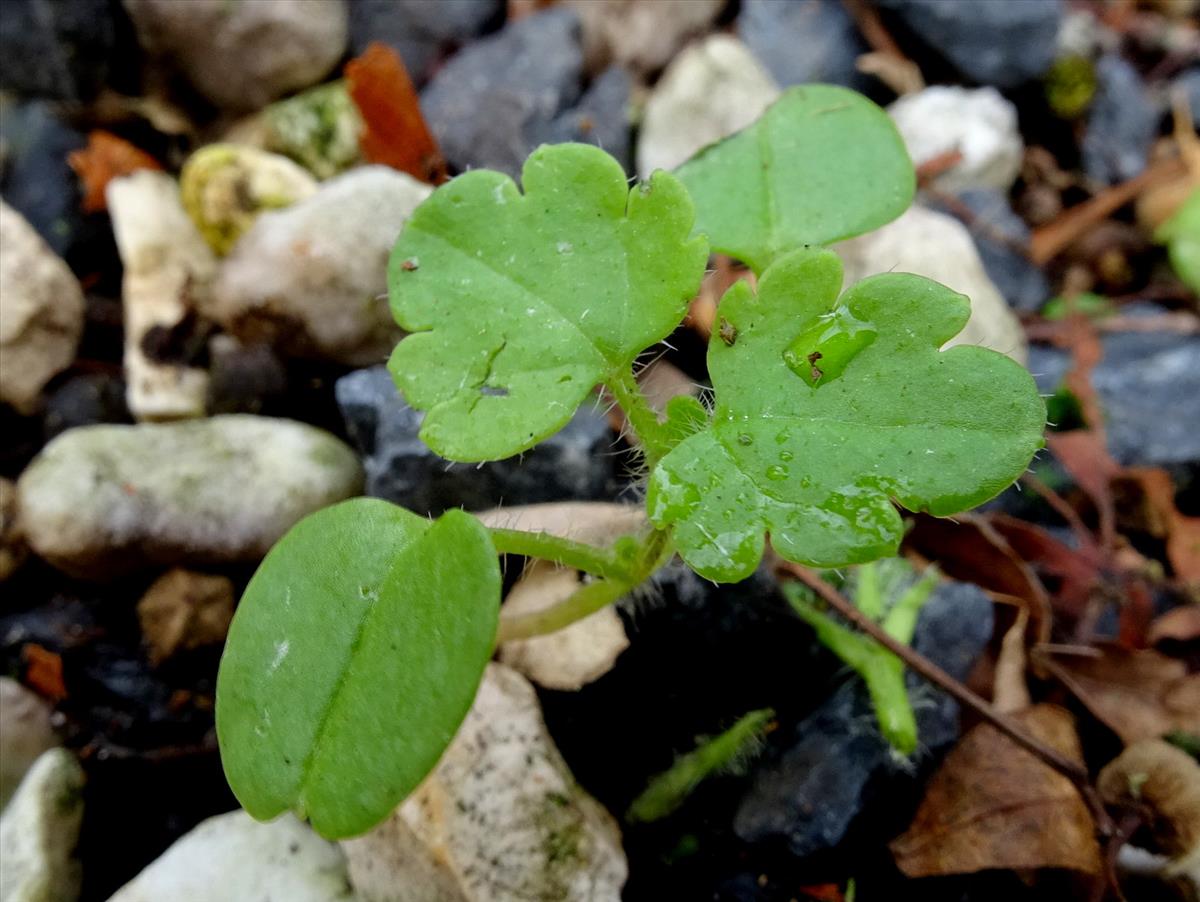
[606,367,672,468]
[488,527,630,581]
[780,564,1106,802]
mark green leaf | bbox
[647,248,1046,582]
[216,498,500,839]
[675,85,914,274]
[388,143,708,462]
[1156,188,1200,294]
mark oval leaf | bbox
[676,85,915,274]
[388,142,708,462]
[647,248,1046,582]
[216,498,500,839]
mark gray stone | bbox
[733,580,994,856]
[107,810,356,902]
[0,748,85,902]
[348,0,502,86]
[875,0,1062,88]
[209,167,430,366]
[124,0,348,111]
[0,679,58,810]
[1176,68,1200,126]
[336,365,616,515]
[739,0,868,90]
[941,189,1050,313]
[532,66,633,174]
[420,9,584,177]
[0,0,117,101]
[1083,55,1158,185]
[1028,308,1200,466]
[0,201,85,414]
[16,415,364,578]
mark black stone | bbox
[1082,55,1157,186]
[0,0,118,101]
[875,0,1062,88]
[43,371,132,441]
[532,65,633,174]
[420,8,584,177]
[739,0,868,91]
[335,364,619,514]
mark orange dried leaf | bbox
[1042,644,1200,744]
[345,42,447,184]
[23,643,67,702]
[890,704,1102,877]
[67,130,163,213]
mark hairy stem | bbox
[780,563,1115,834]
[488,527,630,581]
[606,367,672,468]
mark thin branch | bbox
[779,563,1116,836]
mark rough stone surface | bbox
[342,814,465,902]
[566,0,724,76]
[498,560,631,691]
[123,0,348,111]
[336,365,617,514]
[348,0,502,86]
[397,663,627,901]
[210,167,430,366]
[420,9,584,177]
[136,569,235,666]
[0,0,117,101]
[16,415,363,578]
[0,102,89,260]
[107,810,356,901]
[1028,308,1200,466]
[875,0,1062,88]
[107,171,215,421]
[0,478,27,582]
[1083,54,1158,186]
[532,65,633,174]
[835,204,1029,364]
[939,189,1050,313]
[739,0,868,90]
[889,86,1024,193]
[0,748,85,902]
[0,678,58,809]
[733,580,994,856]
[0,201,85,414]
[637,34,780,177]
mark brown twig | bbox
[779,562,1116,836]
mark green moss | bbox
[1045,55,1098,119]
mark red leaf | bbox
[67,130,163,213]
[345,42,447,185]
[23,643,67,702]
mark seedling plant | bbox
[215,86,1046,839]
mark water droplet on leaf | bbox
[783,306,877,387]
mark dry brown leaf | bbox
[1099,740,1200,873]
[1041,644,1200,745]
[345,42,447,184]
[1149,606,1200,645]
[891,704,1102,877]
[1112,468,1200,585]
[687,255,756,340]
[67,130,163,213]
[136,568,235,666]
[475,502,646,545]
[994,608,1032,713]
[607,358,697,435]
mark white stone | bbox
[358,664,627,902]
[341,815,465,902]
[566,0,725,75]
[107,810,356,902]
[107,171,215,421]
[0,202,85,415]
[210,167,432,366]
[16,415,363,578]
[637,34,780,178]
[498,561,630,691]
[835,205,1028,365]
[888,86,1024,193]
[0,748,85,902]
[0,679,58,810]
[123,0,348,112]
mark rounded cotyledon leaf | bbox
[216,498,500,839]
[676,84,915,274]
[647,247,1046,582]
[388,142,708,462]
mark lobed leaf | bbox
[216,498,500,839]
[676,85,914,274]
[388,142,708,462]
[647,248,1046,582]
